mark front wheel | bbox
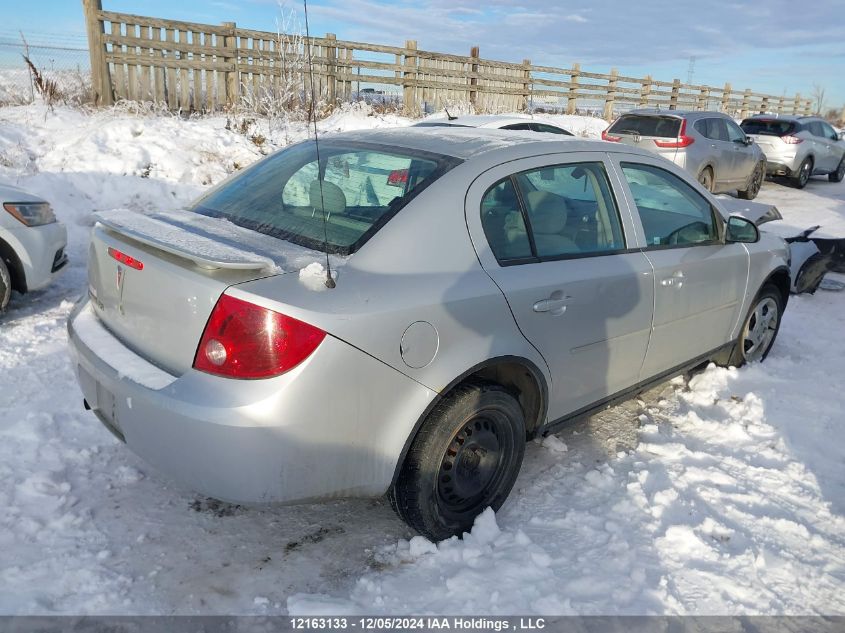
[738,162,765,200]
[726,284,783,367]
[390,383,526,541]
[0,258,11,313]
[830,157,845,183]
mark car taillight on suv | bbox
[781,135,803,144]
[193,294,326,379]
[653,119,695,148]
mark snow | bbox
[1,102,844,616]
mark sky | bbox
[2,0,843,110]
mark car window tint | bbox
[500,123,534,131]
[608,115,681,138]
[821,122,839,140]
[621,162,719,247]
[535,123,570,135]
[694,119,711,139]
[193,142,452,254]
[514,162,625,258]
[480,178,533,262]
[808,121,826,137]
[740,119,797,136]
[725,120,746,142]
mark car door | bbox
[465,152,655,419]
[724,118,757,184]
[820,121,843,171]
[808,120,834,172]
[609,156,749,380]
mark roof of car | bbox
[326,126,638,161]
[743,114,822,122]
[623,108,731,119]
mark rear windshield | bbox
[191,140,460,255]
[740,119,796,136]
[608,114,681,138]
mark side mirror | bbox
[726,215,759,244]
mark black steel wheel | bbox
[390,383,525,541]
[830,157,845,183]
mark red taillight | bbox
[782,135,803,144]
[193,294,326,379]
[387,168,409,187]
[601,129,621,142]
[653,119,694,148]
[107,247,144,270]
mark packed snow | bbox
[0,102,844,616]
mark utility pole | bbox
[686,56,696,84]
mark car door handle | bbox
[533,295,571,314]
[660,271,685,288]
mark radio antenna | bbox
[302,0,335,289]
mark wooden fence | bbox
[82,0,814,120]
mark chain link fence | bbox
[0,31,92,105]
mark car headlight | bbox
[3,202,56,226]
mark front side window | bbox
[725,120,747,143]
[621,162,719,247]
[808,121,826,138]
[480,162,625,263]
[192,141,457,254]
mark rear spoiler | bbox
[95,209,277,271]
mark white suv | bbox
[0,183,67,311]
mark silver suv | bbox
[740,115,845,188]
[603,110,767,199]
[68,128,789,540]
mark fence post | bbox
[566,63,579,114]
[720,82,731,113]
[639,75,652,107]
[221,22,237,109]
[669,78,680,110]
[777,95,785,115]
[739,89,751,119]
[521,58,531,112]
[697,86,709,110]
[602,68,618,120]
[760,96,769,114]
[81,0,113,105]
[326,33,337,106]
[402,40,418,116]
[468,46,479,108]
[792,93,801,115]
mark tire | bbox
[698,167,714,193]
[791,157,812,189]
[390,383,526,541]
[725,284,783,367]
[830,157,845,183]
[738,162,765,200]
[0,258,11,313]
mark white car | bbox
[413,114,574,136]
[0,183,67,311]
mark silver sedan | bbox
[68,128,789,540]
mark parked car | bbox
[740,115,845,188]
[68,128,790,540]
[414,114,574,136]
[602,109,767,199]
[0,183,68,312]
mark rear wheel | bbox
[726,284,783,367]
[0,258,10,313]
[390,383,526,541]
[698,167,714,192]
[830,157,845,183]
[738,162,765,200]
[791,157,812,189]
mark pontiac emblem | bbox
[116,265,126,314]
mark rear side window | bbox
[192,141,459,255]
[621,162,719,247]
[694,118,728,141]
[481,162,626,263]
[808,121,827,138]
[740,119,796,136]
[608,114,681,138]
[535,123,572,135]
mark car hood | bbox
[716,197,783,226]
[0,182,47,204]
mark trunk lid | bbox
[605,113,682,161]
[87,208,331,376]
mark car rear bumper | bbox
[67,298,435,504]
